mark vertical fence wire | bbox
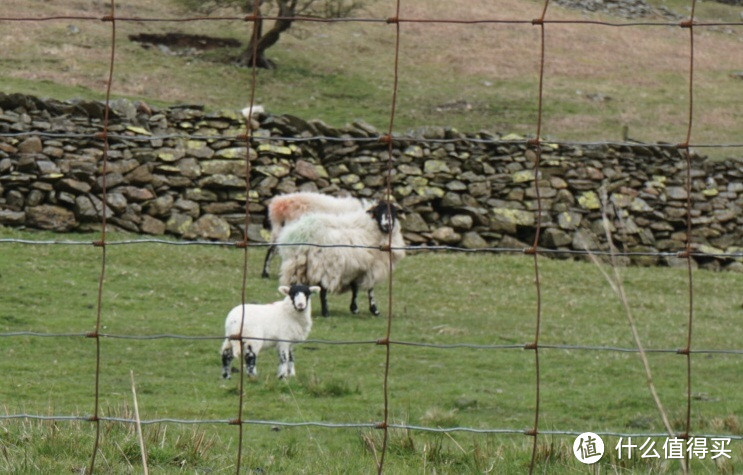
[680,1,698,473]
[377,1,403,472]
[232,0,263,471]
[87,1,117,473]
[526,2,550,473]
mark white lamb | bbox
[220,284,320,379]
[277,201,405,317]
[261,191,368,278]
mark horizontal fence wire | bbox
[2,331,743,355]
[2,414,741,441]
[2,130,743,149]
[1,13,742,28]
[1,2,742,473]
[2,238,741,260]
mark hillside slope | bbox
[0,0,741,152]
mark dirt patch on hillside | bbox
[129,33,242,55]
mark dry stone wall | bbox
[1,93,742,271]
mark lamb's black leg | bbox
[288,349,295,377]
[350,282,359,314]
[368,288,380,316]
[321,287,329,318]
[245,345,257,377]
[261,245,276,279]
[221,346,234,379]
[277,346,291,379]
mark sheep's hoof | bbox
[370,306,380,316]
[350,304,359,314]
[261,270,270,279]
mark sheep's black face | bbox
[368,201,398,234]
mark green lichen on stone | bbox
[258,144,293,156]
[491,208,535,226]
[313,165,329,179]
[416,186,445,198]
[610,193,632,208]
[216,147,249,160]
[157,152,177,162]
[424,159,450,174]
[512,170,534,184]
[577,191,600,210]
[404,145,424,158]
[216,109,241,121]
[630,197,653,212]
[254,164,290,178]
[501,133,524,141]
[126,125,151,136]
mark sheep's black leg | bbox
[261,245,276,279]
[350,282,359,314]
[245,345,257,377]
[368,288,380,316]
[221,346,234,379]
[320,287,329,318]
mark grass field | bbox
[1,226,741,473]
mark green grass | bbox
[1,226,741,473]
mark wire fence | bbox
[1,0,742,473]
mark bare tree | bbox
[177,0,367,69]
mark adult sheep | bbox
[277,201,405,317]
[261,192,368,278]
[220,284,320,379]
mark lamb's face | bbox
[279,285,321,312]
[368,201,399,234]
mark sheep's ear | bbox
[278,286,290,296]
[309,286,321,294]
